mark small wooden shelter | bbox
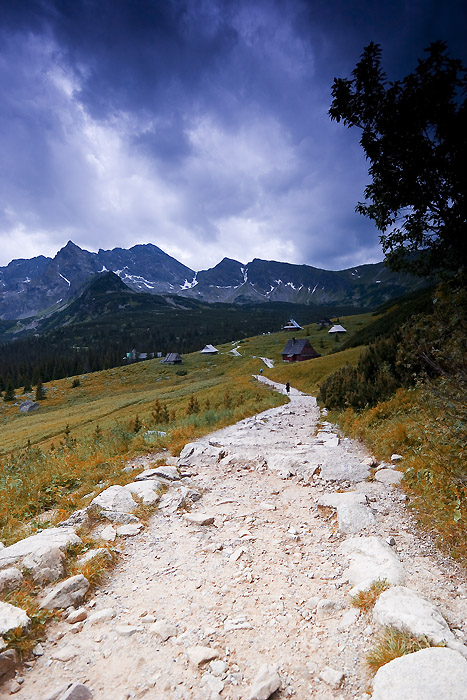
[283,318,303,331]
[161,352,183,364]
[200,344,218,355]
[281,338,320,362]
[328,324,347,335]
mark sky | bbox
[0,0,465,272]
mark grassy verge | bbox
[331,385,466,565]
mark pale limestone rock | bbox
[373,586,466,654]
[316,599,345,619]
[116,625,138,637]
[100,525,116,542]
[40,574,89,610]
[22,545,65,584]
[187,646,220,666]
[372,647,467,700]
[60,684,93,700]
[338,607,360,630]
[91,485,136,513]
[0,527,80,570]
[149,465,180,480]
[134,470,165,483]
[76,548,112,567]
[248,664,281,700]
[50,645,79,662]
[0,567,23,594]
[210,660,228,676]
[320,460,370,482]
[178,443,221,467]
[66,608,87,624]
[0,602,30,635]
[317,492,367,508]
[319,666,345,688]
[201,673,224,696]
[124,481,161,504]
[116,523,143,537]
[0,649,17,681]
[391,453,403,463]
[100,510,139,524]
[183,513,215,526]
[337,503,376,533]
[339,536,404,593]
[375,468,403,485]
[150,619,177,641]
[87,608,116,625]
[158,490,187,513]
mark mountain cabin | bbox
[328,324,347,335]
[161,352,183,364]
[281,338,321,362]
[200,345,219,354]
[283,318,303,331]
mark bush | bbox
[71,377,81,388]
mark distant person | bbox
[259,368,263,374]
[285,381,290,394]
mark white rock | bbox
[66,607,87,624]
[375,468,403,485]
[320,460,370,482]
[149,465,180,480]
[259,502,276,511]
[319,666,345,688]
[373,586,464,651]
[0,602,30,635]
[372,647,467,700]
[248,664,281,700]
[116,625,138,637]
[22,545,65,584]
[210,660,228,676]
[361,456,378,467]
[183,513,215,526]
[187,646,220,666]
[337,503,376,533]
[150,619,177,641]
[50,645,79,662]
[91,485,137,513]
[318,492,367,508]
[0,567,23,594]
[339,536,405,593]
[40,574,89,610]
[100,525,116,541]
[116,523,143,536]
[316,599,345,619]
[0,527,81,570]
[391,454,403,463]
[338,608,360,631]
[87,608,116,625]
[158,490,187,513]
[124,481,161,504]
[77,548,112,566]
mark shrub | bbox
[71,377,81,388]
[366,626,435,673]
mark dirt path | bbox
[10,380,466,700]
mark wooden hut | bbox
[281,338,320,362]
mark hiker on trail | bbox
[285,381,290,394]
[259,368,263,374]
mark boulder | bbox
[100,511,139,524]
[372,647,467,700]
[178,443,222,467]
[375,468,403,485]
[373,587,466,653]
[0,649,18,682]
[133,470,166,484]
[317,492,367,508]
[0,527,81,570]
[87,608,116,625]
[124,480,162,504]
[100,525,116,542]
[339,536,404,593]
[183,513,215,526]
[60,685,93,700]
[0,602,30,635]
[116,524,143,537]
[40,574,89,610]
[320,460,370,482]
[90,486,137,513]
[0,567,23,594]
[150,619,177,641]
[248,664,281,700]
[22,545,65,584]
[337,503,376,533]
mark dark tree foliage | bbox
[330,41,467,277]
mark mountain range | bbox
[0,240,426,320]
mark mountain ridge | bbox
[0,241,427,319]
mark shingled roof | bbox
[281,338,320,358]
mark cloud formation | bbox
[0,0,465,270]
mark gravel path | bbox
[14,380,467,700]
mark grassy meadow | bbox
[0,312,372,545]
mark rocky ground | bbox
[1,378,466,699]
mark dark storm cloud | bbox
[0,0,465,269]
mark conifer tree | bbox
[35,379,46,401]
[3,383,15,401]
